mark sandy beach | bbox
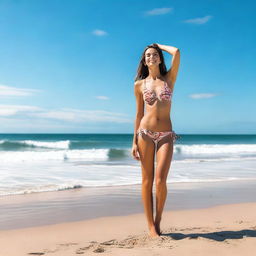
[0,0,255,253]
[1,180,256,256]
[0,202,256,256]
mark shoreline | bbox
[2,179,256,230]
[1,202,256,255]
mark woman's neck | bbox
[147,67,161,80]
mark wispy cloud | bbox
[92,29,108,36]
[0,104,131,123]
[189,93,218,99]
[0,105,41,116]
[145,7,173,16]
[95,96,109,100]
[183,15,212,24]
[0,84,40,97]
[31,109,131,123]
[0,117,77,132]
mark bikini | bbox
[137,79,180,146]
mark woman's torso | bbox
[139,77,173,132]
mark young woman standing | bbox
[131,43,180,237]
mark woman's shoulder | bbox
[134,79,145,95]
[134,79,144,89]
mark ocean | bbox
[1,134,256,197]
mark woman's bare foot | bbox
[148,225,160,237]
[155,218,162,235]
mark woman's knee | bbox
[155,176,167,188]
[142,176,154,188]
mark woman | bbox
[131,43,180,237]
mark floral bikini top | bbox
[143,79,173,105]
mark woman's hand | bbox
[155,43,179,55]
[154,43,162,49]
[131,144,140,161]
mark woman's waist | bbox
[139,116,172,131]
[141,113,171,122]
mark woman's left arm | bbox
[156,43,180,88]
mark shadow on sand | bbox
[163,229,256,242]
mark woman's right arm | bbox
[131,80,144,160]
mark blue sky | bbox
[0,0,255,134]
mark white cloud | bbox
[0,116,82,133]
[0,105,41,116]
[183,15,212,24]
[189,93,218,99]
[0,84,40,97]
[145,7,173,16]
[95,96,109,100]
[31,108,131,123]
[92,29,108,36]
[0,104,131,124]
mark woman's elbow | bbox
[173,48,180,56]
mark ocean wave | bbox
[174,144,256,155]
[108,148,129,159]
[0,140,70,150]
[0,148,130,162]
[1,142,256,163]
[1,139,256,156]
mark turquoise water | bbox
[0,133,256,196]
[1,134,256,151]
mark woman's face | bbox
[144,48,161,67]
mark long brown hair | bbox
[135,43,167,81]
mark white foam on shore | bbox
[175,144,256,155]
[1,177,256,197]
[0,149,109,162]
[1,158,256,197]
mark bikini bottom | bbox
[137,128,180,147]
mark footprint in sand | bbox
[93,247,105,253]
[28,253,45,255]
[76,234,174,254]
[76,241,107,254]
[76,244,95,254]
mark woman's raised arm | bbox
[156,43,180,89]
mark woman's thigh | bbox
[155,136,174,181]
[137,133,155,181]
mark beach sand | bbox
[0,202,256,256]
[1,179,256,256]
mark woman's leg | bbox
[154,135,174,235]
[137,132,159,237]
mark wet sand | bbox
[1,179,256,230]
